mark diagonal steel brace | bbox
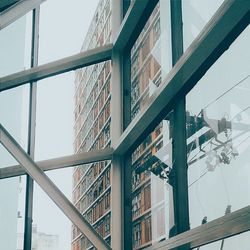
[0,124,111,250]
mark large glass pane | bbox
[186,25,250,229]
[0,12,30,249]
[32,180,71,250]
[0,13,32,77]
[182,0,224,51]
[35,61,111,161]
[39,0,110,64]
[131,116,173,249]
[0,88,29,249]
[130,0,172,122]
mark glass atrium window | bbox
[0,0,249,250]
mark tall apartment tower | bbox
[72,0,112,249]
[72,1,168,249]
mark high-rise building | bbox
[72,0,112,249]
[72,1,170,249]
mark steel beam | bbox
[113,0,250,156]
[0,0,45,30]
[0,43,113,92]
[0,148,114,179]
[145,205,250,250]
[0,124,111,250]
[113,0,158,51]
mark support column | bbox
[170,0,190,248]
[110,0,123,249]
[122,46,132,250]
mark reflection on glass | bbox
[186,26,250,229]
[194,230,250,250]
[182,0,224,50]
[130,0,172,121]
[131,118,174,249]
[72,161,111,249]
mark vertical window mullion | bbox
[110,0,124,249]
[169,0,190,243]
[23,6,40,250]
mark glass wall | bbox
[186,25,250,229]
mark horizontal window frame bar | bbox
[0,123,111,250]
[113,0,250,155]
[0,43,113,92]
[146,205,250,250]
[0,0,45,30]
[0,147,114,179]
